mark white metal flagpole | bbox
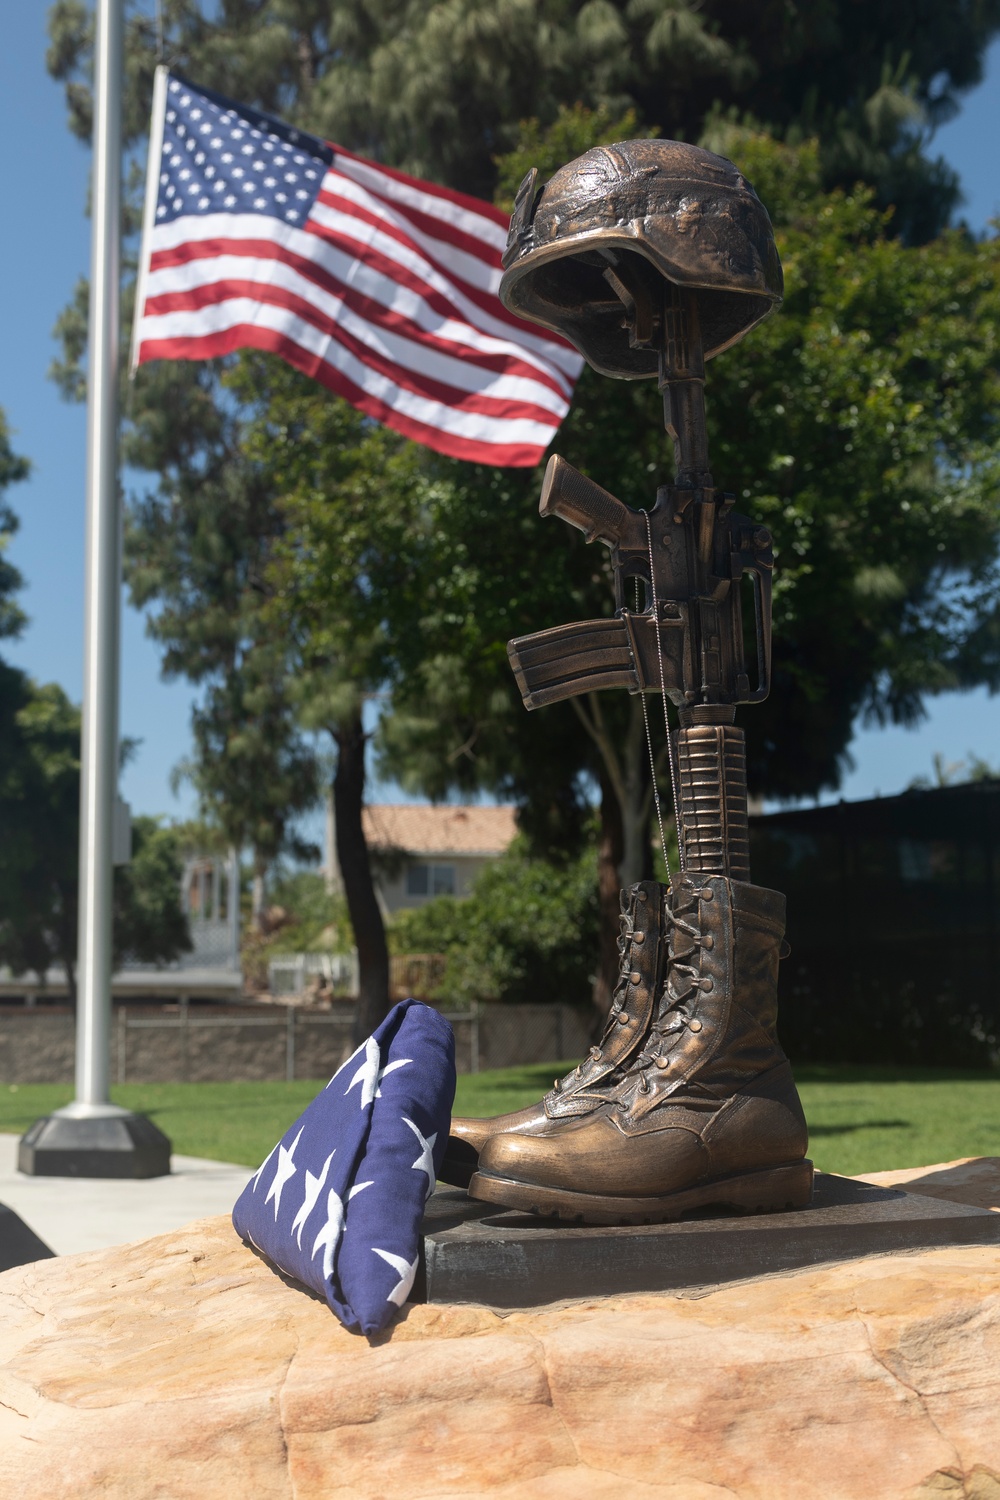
[19,0,170,1175]
[73,0,125,1118]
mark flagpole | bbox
[19,0,170,1177]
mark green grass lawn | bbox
[1,1063,998,1176]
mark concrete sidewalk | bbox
[0,1133,253,1256]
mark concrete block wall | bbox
[0,1003,592,1085]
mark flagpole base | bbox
[17,1110,172,1179]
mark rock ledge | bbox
[2,1158,999,1499]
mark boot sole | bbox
[467,1159,814,1226]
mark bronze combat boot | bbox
[439,881,668,1187]
[468,876,812,1224]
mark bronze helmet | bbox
[499,138,783,379]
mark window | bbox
[405,862,456,897]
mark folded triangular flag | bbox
[233,999,456,1334]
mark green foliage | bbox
[0,412,29,644]
[0,681,81,985]
[0,690,194,987]
[491,124,1000,802]
[909,751,1000,790]
[123,353,321,871]
[261,870,353,954]
[697,129,1000,795]
[113,816,192,968]
[46,1,1000,233]
[390,837,599,1007]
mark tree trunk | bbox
[251,864,267,931]
[593,765,625,1026]
[332,709,391,1039]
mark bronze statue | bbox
[443,139,812,1224]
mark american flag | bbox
[131,70,582,467]
[232,999,456,1334]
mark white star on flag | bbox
[372,1248,419,1307]
[249,1140,278,1192]
[290,1149,335,1249]
[265,1126,304,1219]
[401,1116,438,1200]
[311,1180,374,1279]
[346,1036,412,1108]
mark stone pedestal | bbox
[418,1169,1000,1308]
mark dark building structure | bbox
[749,781,1000,1066]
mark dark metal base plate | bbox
[0,1202,56,1272]
[18,1113,172,1179]
[417,1172,1000,1308]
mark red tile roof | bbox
[362,804,517,857]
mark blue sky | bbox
[1,11,998,824]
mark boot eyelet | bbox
[688,1018,703,1032]
[632,931,645,944]
[629,971,641,984]
[655,1056,670,1069]
[700,887,714,901]
[702,934,714,949]
[618,1013,630,1025]
[699,977,713,992]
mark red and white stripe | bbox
[134,139,582,467]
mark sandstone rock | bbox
[857,1157,1000,1213]
[1,1164,999,1499]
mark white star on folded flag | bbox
[131,70,583,467]
[402,1116,438,1200]
[311,1180,373,1279]
[291,1149,335,1249]
[346,1036,412,1108]
[372,1247,420,1307]
[265,1126,303,1219]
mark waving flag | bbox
[131,69,582,467]
[232,999,456,1334]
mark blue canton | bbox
[232,999,456,1335]
[157,73,332,227]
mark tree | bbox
[44,1,1000,1023]
[232,354,441,1034]
[123,355,321,923]
[390,835,600,1009]
[368,123,1000,1007]
[113,815,192,969]
[0,417,78,993]
[47,0,1000,234]
[0,409,191,997]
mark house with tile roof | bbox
[326,804,518,914]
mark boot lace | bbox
[632,893,703,1095]
[552,890,638,1091]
